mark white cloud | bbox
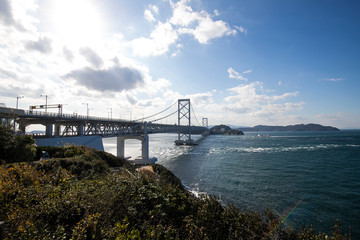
[188,92,213,105]
[315,112,360,129]
[228,67,247,81]
[322,78,344,82]
[223,81,302,122]
[225,81,262,104]
[143,77,172,96]
[144,9,156,22]
[150,5,159,14]
[163,89,183,102]
[131,0,238,56]
[242,69,252,74]
[253,102,303,118]
[191,16,236,44]
[271,91,299,101]
[169,0,199,27]
[162,89,213,107]
[235,25,247,34]
[171,43,183,57]
[171,0,236,44]
[130,21,178,57]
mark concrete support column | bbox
[141,135,149,160]
[78,124,84,136]
[54,124,61,136]
[116,137,125,158]
[19,122,26,133]
[45,123,53,137]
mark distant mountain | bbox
[210,124,244,135]
[29,130,45,134]
[239,124,340,132]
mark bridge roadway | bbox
[7,108,207,137]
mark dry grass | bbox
[136,165,156,179]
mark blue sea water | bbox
[103,131,360,238]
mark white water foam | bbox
[209,144,352,155]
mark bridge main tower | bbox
[175,99,195,145]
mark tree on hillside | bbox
[0,125,36,163]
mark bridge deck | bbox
[0,107,208,137]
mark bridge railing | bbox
[21,109,132,122]
[20,109,203,128]
[17,108,208,136]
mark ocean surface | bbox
[103,131,360,237]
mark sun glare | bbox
[51,0,104,46]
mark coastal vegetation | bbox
[0,125,350,239]
[210,124,244,135]
[0,125,37,164]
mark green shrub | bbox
[152,163,185,191]
[33,155,109,179]
[93,150,132,169]
[0,125,36,163]
[35,146,60,160]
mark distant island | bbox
[238,123,340,132]
[210,124,244,135]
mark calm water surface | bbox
[103,131,360,237]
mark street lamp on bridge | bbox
[16,96,24,109]
[107,107,112,120]
[82,103,90,118]
[40,94,48,113]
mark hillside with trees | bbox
[239,124,340,132]
[210,124,244,135]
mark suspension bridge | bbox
[0,99,209,164]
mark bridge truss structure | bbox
[1,99,208,139]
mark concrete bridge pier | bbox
[78,124,84,136]
[45,123,53,137]
[116,135,149,160]
[142,134,149,160]
[54,124,61,136]
[19,122,26,133]
[116,137,125,158]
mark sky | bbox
[0,0,359,129]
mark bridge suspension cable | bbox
[150,109,178,123]
[132,99,204,126]
[133,101,177,122]
[190,103,202,126]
